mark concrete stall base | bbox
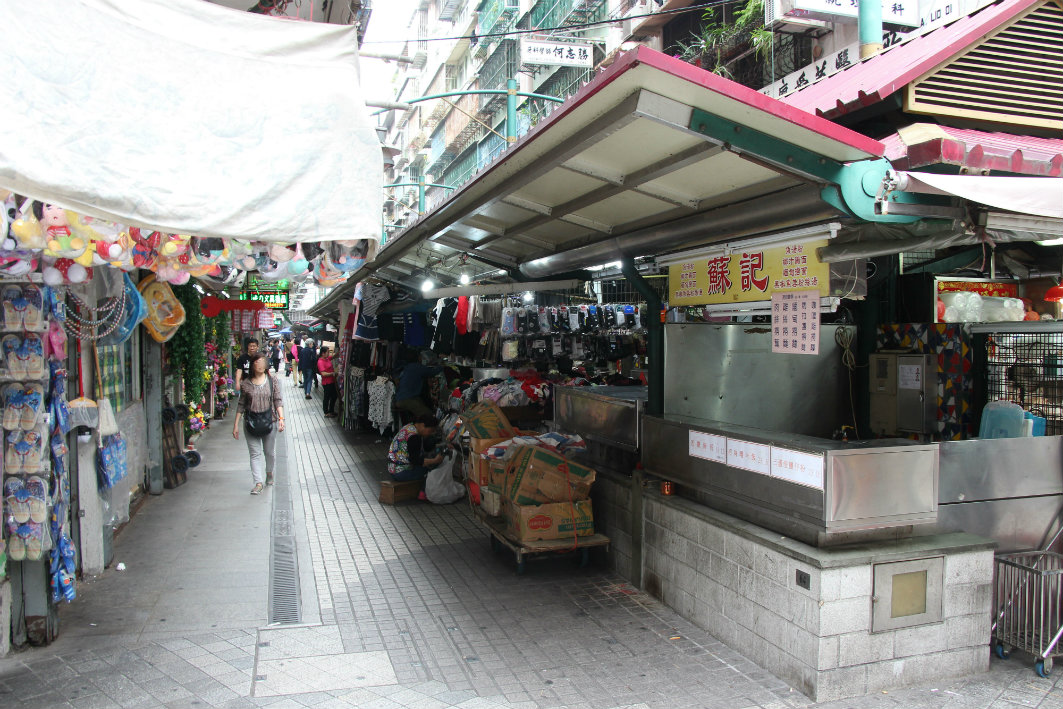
[640,491,994,703]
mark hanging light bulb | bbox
[523,291,533,302]
[421,277,434,292]
[460,272,470,285]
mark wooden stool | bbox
[379,478,421,505]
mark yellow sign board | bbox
[668,239,830,306]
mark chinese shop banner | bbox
[668,239,830,306]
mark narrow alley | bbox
[0,388,1055,709]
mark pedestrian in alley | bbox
[317,345,338,418]
[289,337,302,388]
[298,338,317,399]
[233,337,258,391]
[232,353,284,495]
[394,349,442,419]
[386,414,443,485]
[270,340,282,373]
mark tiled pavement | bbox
[2,384,1063,707]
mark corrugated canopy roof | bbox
[881,123,1063,175]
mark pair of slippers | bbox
[2,284,44,331]
[6,520,46,561]
[3,474,48,523]
[3,383,45,430]
[2,333,45,379]
[6,429,44,473]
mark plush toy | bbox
[8,199,47,250]
[285,243,310,276]
[327,240,369,273]
[41,256,90,286]
[268,243,295,263]
[314,252,345,287]
[36,204,87,259]
[0,194,38,276]
[158,233,190,258]
[191,237,225,265]
[66,212,128,267]
[128,228,161,270]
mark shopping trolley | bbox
[993,539,1063,677]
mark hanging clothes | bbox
[366,376,395,434]
[432,298,459,355]
[455,296,470,335]
[354,282,391,341]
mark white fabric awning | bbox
[0,0,381,242]
[891,171,1063,219]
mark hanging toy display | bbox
[138,274,186,343]
[37,204,87,260]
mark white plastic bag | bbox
[425,456,465,505]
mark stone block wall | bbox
[642,493,993,702]
[591,470,634,580]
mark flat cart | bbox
[470,503,609,575]
[992,550,1063,677]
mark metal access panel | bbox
[869,353,936,435]
[871,556,944,633]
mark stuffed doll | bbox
[128,228,161,270]
[327,240,369,273]
[37,204,86,259]
[0,194,38,276]
[41,256,90,286]
[158,233,190,258]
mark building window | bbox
[97,331,141,413]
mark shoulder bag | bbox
[244,374,275,438]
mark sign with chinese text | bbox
[241,291,290,310]
[520,39,593,68]
[770,447,825,489]
[786,0,918,27]
[689,431,727,463]
[668,239,829,306]
[246,275,289,292]
[771,290,821,355]
[726,439,771,475]
[936,279,1018,298]
[760,30,904,98]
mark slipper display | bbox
[4,476,29,523]
[17,334,45,379]
[13,430,43,474]
[20,521,45,560]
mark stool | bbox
[379,478,421,505]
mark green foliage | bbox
[169,283,206,405]
[673,0,770,78]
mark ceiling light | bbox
[460,272,470,285]
[421,278,434,292]
[523,291,533,302]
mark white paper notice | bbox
[772,289,820,355]
[726,439,771,475]
[898,364,923,390]
[770,447,825,489]
[689,431,727,463]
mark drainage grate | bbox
[268,434,302,625]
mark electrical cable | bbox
[361,1,728,45]
[835,325,859,439]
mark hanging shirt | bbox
[455,296,470,335]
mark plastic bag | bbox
[425,456,464,504]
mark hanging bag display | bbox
[243,373,275,438]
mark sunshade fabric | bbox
[0,0,381,242]
[893,172,1063,219]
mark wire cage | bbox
[984,330,1063,435]
[993,550,1063,677]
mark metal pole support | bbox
[417,175,426,215]
[506,78,518,143]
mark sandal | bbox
[21,284,43,331]
[3,384,25,431]
[250,483,263,495]
[15,430,42,473]
[2,334,21,378]
[21,521,44,560]
[18,334,45,379]
[2,285,25,330]
[25,475,48,523]
[6,430,23,473]
[7,529,25,561]
[4,476,29,523]
[20,384,43,430]
[265,472,274,486]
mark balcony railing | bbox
[478,0,518,35]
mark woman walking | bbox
[318,346,338,418]
[232,353,285,494]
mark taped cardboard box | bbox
[462,401,514,439]
[468,430,536,487]
[503,445,596,505]
[503,498,594,542]
[481,484,503,516]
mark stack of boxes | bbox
[463,401,596,543]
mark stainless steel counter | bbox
[554,386,647,451]
[641,414,939,547]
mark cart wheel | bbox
[1036,660,1051,678]
[994,642,1010,660]
[161,407,177,424]
[171,455,189,475]
[185,450,202,468]
[176,404,190,419]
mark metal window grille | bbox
[984,330,1063,435]
[479,39,519,109]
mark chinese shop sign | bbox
[771,289,820,355]
[668,239,829,306]
[240,291,290,310]
[520,39,593,68]
[937,279,1018,298]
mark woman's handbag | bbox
[244,374,275,438]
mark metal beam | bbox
[424,279,582,298]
